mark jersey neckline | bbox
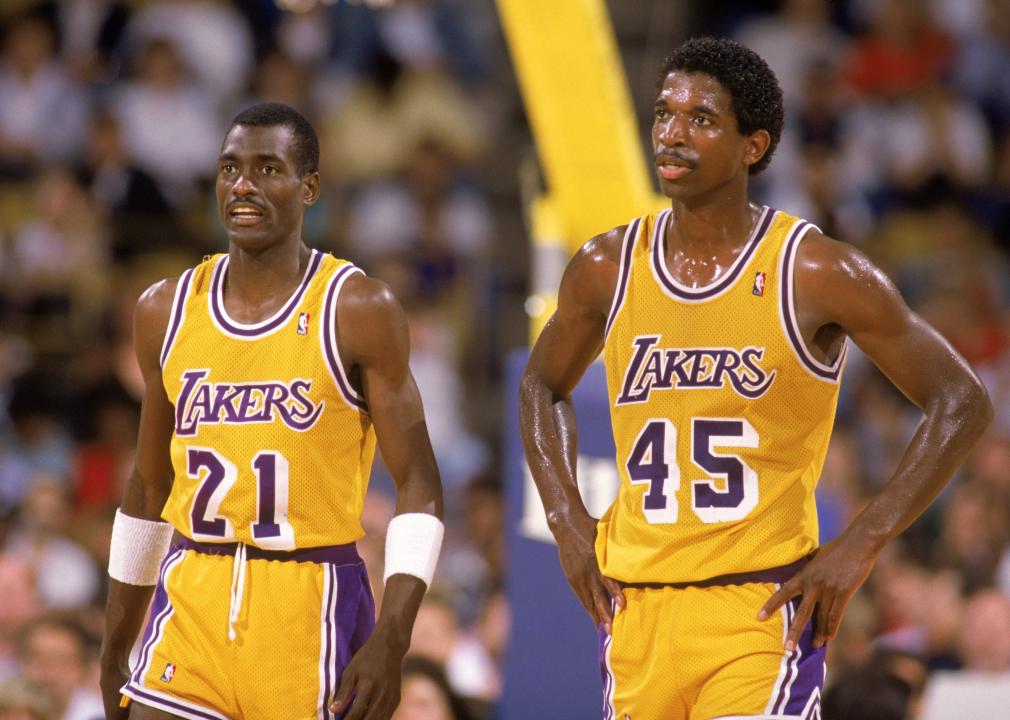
[210,249,323,339]
[652,205,775,302]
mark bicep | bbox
[341,281,437,492]
[821,253,974,411]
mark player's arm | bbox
[759,232,992,650]
[518,227,627,634]
[330,274,443,720]
[99,279,179,720]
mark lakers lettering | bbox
[175,369,324,436]
[616,335,775,404]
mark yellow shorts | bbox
[599,581,825,720]
[122,538,375,720]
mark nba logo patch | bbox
[752,271,766,297]
[297,312,310,335]
[160,663,176,683]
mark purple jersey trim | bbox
[604,217,642,340]
[122,686,227,720]
[209,249,323,338]
[160,268,195,368]
[320,264,368,412]
[176,537,362,566]
[779,221,846,381]
[652,206,774,302]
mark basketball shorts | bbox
[122,538,375,720]
[599,576,825,720]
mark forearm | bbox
[844,383,991,550]
[370,574,427,654]
[519,373,589,532]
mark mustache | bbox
[655,149,698,169]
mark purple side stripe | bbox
[160,268,195,368]
[130,547,185,686]
[604,217,642,340]
[653,206,774,301]
[773,600,800,714]
[322,564,336,720]
[321,265,367,411]
[210,250,323,337]
[780,222,845,381]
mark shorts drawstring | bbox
[228,542,247,642]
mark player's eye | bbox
[654,108,669,120]
[693,115,712,127]
[221,162,236,174]
[262,165,278,175]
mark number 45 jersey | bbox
[160,250,376,549]
[599,208,845,584]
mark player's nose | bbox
[231,173,259,197]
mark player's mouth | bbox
[656,152,697,180]
[229,204,265,226]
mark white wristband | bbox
[108,509,175,586]
[383,513,444,587]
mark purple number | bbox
[252,453,279,538]
[188,448,233,538]
[693,420,746,508]
[627,421,669,510]
[690,418,759,524]
[625,419,679,523]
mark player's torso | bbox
[599,207,845,583]
[160,250,376,549]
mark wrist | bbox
[369,622,411,657]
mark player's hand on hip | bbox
[553,511,625,634]
[757,535,878,651]
[330,634,403,720]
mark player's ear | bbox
[302,172,320,207]
[742,129,770,170]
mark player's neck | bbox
[666,193,757,255]
[224,238,312,318]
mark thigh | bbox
[235,557,376,719]
[123,546,236,720]
[601,588,690,720]
[690,586,825,720]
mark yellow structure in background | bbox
[496,0,667,341]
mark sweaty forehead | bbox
[220,124,296,160]
[656,71,731,111]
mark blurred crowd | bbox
[0,0,1007,719]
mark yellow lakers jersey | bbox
[160,250,376,548]
[598,207,845,583]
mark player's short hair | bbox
[228,102,319,175]
[658,37,784,175]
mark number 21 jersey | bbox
[598,208,845,583]
[160,250,376,549]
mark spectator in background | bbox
[0,372,74,514]
[845,0,953,99]
[0,554,39,682]
[0,676,51,720]
[112,36,220,205]
[919,589,1010,719]
[17,614,102,720]
[77,111,176,262]
[50,0,130,85]
[0,12,87,178]
[123,0,253,105]
[3,479,100,610]
[6,167,108,349]
[393,655,473,720]
[822,666,913,720]
[735,0,846,110]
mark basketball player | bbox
[99,103,444,720]
[519,38,991,719]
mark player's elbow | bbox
[950,371,993,441]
